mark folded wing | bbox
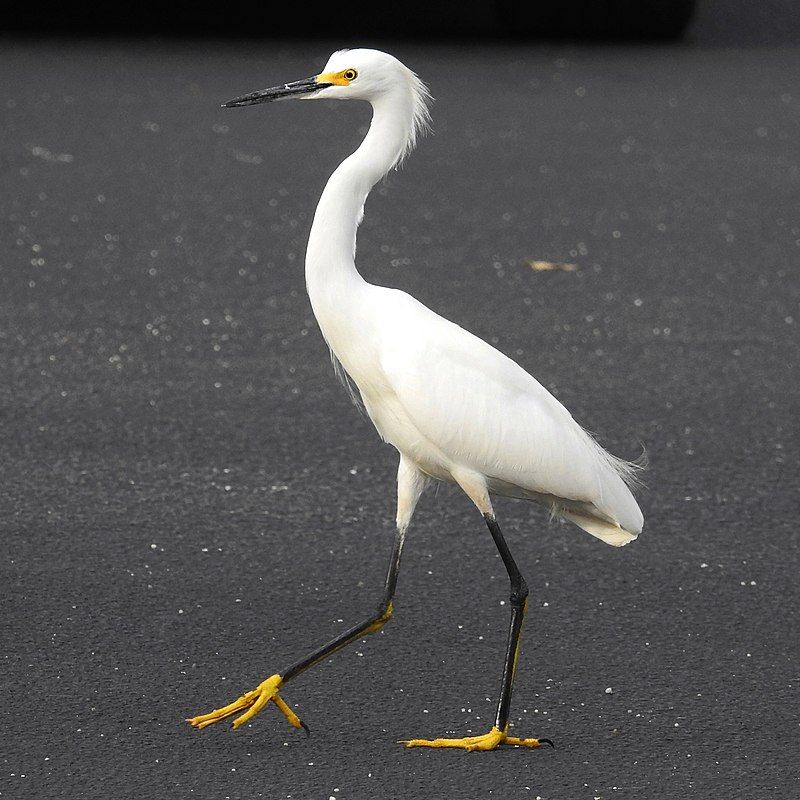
[379,291,643,546]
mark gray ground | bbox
[1,41,798,799]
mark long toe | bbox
[403,727,552,752]
[187,673,289,731]
[186,691,256,729]
[402,727,505,751]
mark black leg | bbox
[281,526,406,683]
[402,511,552,750]
[188,458,425,733]
[187,525,409,732]
[484,513,530,733]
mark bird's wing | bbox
[376,290,642,536]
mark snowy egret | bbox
[187,49,644,751]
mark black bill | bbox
[222,76,331,108]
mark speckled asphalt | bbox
[2,40,798,799]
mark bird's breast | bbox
[310,283,459,483]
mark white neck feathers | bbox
[305,74,430,302]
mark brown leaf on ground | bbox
[527,260,578,272]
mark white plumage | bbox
[303,49,643,546]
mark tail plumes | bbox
[560,510,639,547]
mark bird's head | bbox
[222,48,429,109]
[223,49,431,167]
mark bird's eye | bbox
[343,69,358,81]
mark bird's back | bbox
[359,287,643,546]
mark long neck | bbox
[305,90,414,306]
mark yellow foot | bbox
[186,673,307,732]
[402,726,553,752]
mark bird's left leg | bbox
[403,472,552,752]
[187,456,426,733]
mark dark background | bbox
[2,2,799,799]
[0,0,798,44]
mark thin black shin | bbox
[484,513,529,732]
[281,527,406,683]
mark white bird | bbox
[188,48,643,751]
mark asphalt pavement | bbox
[1,40,798,799]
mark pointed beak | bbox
[221,76,331,108]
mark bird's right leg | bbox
[403,470,551,751]
[187,456,426,732]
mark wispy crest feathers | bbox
[397,69,433,167]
